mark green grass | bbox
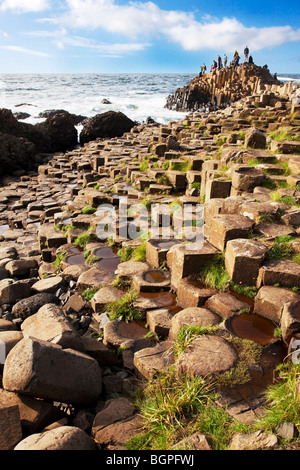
[169,159,192,173]
[82,206,97,214]
[118,245,134,262]
[266,235,295,261]
[198,254,230,292]
[140,160,149,172]
[117,243,146,263]
[230,284,258,298]
[270,127,300,142]
[174,325,219,358]
[271,190,300,207]
[53,250,67,271]
[255,363,300,435]
[82,287,99,302]
[74,229,96,249]
[106,289,143,322]
[126,366,227,450]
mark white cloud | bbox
[49,0,300,53]
[0,0,50,13]
[0,45,50,56]
[24,28,151,56]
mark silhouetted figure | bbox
[217,55,222,70]
[244,45,249,62]
[248,55,253,64]
[224,54,228,67]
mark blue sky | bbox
[0,0,299,74]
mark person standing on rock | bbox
[244,45,249,62]
[234,53,240,68]
[224,54,228,67]
[217,55,222,70]
[202,63,207,74]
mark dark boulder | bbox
[79,111,136,144]
[38,110,88,126]
[0,132,36,177]
[0,108,78,154]
[37,112,78,152]
[0,108,51,152]
[13,112,31,120]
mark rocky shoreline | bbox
[1,66,300,450]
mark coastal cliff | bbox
[166,63,286,112]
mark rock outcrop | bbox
[166,63,284,112]
[79,110,136,144]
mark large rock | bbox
[0,401,22,450]
[169,307,221,340]
[0,388,62,435]
[177,335,238,378]
[0,132,36,177]
[92,397,136,438]
[38,112,78,152]
[244,128,267,149]
[257,260,300,289]
[20,304,85,351]
[0,279,32,306]
[0,108,78,154]
[134,341,174,380]
[254,286,299,324]
[12,293,60,320]
[80,111,136,144]
[225,238,268,286]
[206,214,254,252]
[3,337,102,406]
[281,301,300,345]
[14,426,96,450]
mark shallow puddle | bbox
[97,257,120,272]
[144,270,166,283]
[139,291,181,314]
[156,240,179,250]
[65,254,86,265]
[227,313,277,345]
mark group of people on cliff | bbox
[199,46,253,76]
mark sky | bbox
[0,0,299,75]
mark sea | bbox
[0,72,299,129]
[0,73,195,128]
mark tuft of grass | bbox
[118,245,134,262]
[140,160,149,172]
[174,325,219,358]
[255,363,300,435]
[266,235,295,261]
[198,254,230,292]
[53,250,67,271]
[82,206,97,214]
[117,243,146,263]
[271,190,299,207]
[74,229,96,249]
[230,284,257,298]
[106,289,143,322]
[82,287,99,302]
[169,159,192,174]
[126,365,227,450]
